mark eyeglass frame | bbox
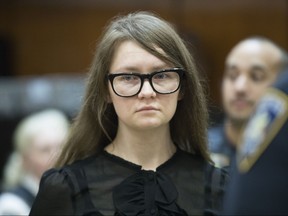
[107,68,185,97]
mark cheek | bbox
[168,103,178,120]
[222,83,232,101]
[252,85,269,100]
[222,79,233,91]
[25,153,49,175]
[162,94,179,117]
[113,101,129,118]
[110,94,132,118]
[30,150,51,164]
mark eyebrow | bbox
[225,64,236,70]
[225,63,267,72]
[250,65,266,71]
[112,64,172,73]
[224,64,238,73]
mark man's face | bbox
[222,40,281,124]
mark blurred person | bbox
[29,11,227,216]
[223,63,288,215]
[0,109,70,215]
[208,37,288,168]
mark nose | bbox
[138,80,156,98]
[234,75,249,92]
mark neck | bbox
[105,126,176,171]
[224,119,246,148]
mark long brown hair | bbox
[55,11,210,167]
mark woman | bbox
[30,11,226,216]
[0,109,69,215]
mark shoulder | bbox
[0,192,30,215]
[65,152,107,172]
[177,150,230,181]
[208,125,225,150]
[205,163,229,187]
[39,155,96,190]
[205,163,229,215]
[30,168,75,215]
[208,125,235,168]
[7,185,35,208]
[175,149,226,175]
[206,160,230,198]
[175,149,206,168]
[175,150,229,212]
[208,125,223,137]
[39,155,102,193]
[238,86,288,173]
[37,168,73,196]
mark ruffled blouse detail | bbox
[113,170,188,216]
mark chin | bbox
[135,121,163,130]
[229,116,250,126]
[230,108,252,119]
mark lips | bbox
[230,99,253,109]
[136,106,159,112]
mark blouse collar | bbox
[102,147,181,172]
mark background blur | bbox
[0,0,287,178]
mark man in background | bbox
[223,64,288,214]
[0,109,70,215]
[208,36,288,168]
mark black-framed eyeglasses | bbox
[107,68,185,97]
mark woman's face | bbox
[108,40,181,131]
[23,130,65,180]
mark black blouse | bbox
[29,149,227,216]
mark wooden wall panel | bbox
[0,0,287,106]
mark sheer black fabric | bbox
[30,149,227,216]
[113,170,188,215]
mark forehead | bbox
[225,40,281,71]
[110,40,168,71]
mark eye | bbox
[119,75,138,82]
[225,69,238,81]
[154,72,169,80]
[250,69,266,82]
